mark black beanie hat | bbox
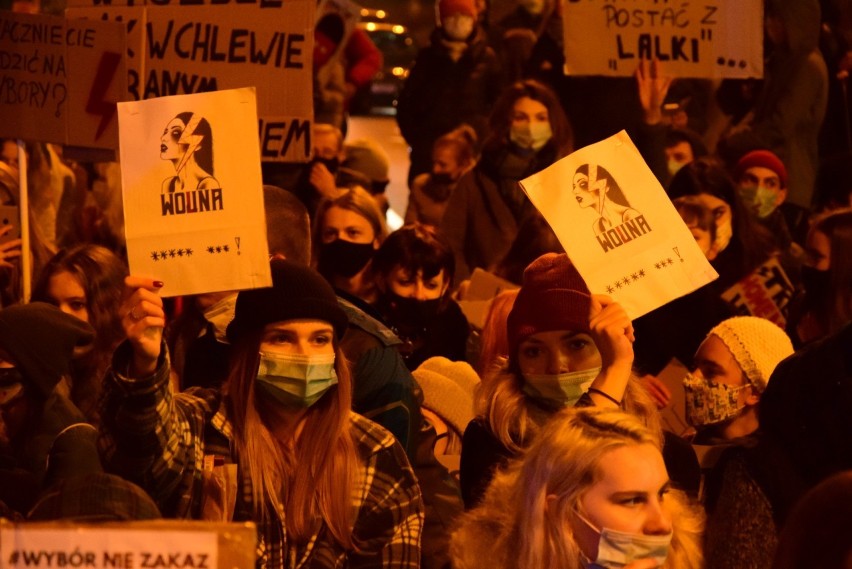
[226,259,349,343]
[0,302,94,397]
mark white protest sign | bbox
[0,528,216,569]
[562,0,763,79]
[67,0,314,161]
[119,87,271,297]
[520,130,718,319]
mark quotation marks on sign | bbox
[150,248,193,261]
[605,269,647,294]
[206,244,231,254]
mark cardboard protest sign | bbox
[562,0,763,79]
[0,520,256,569]
[520,130,718,319]
[0,11,127,150]
[721,256,794,327]
[457,268,519,330]
[67,0,314,161]
[118,87,271,297]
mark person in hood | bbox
[396,0,501,184]
[0,302,93,515]
[718,0,828,209]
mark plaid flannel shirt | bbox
[99,343,423,568]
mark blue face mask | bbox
[256,352,338,408]
[576,511,672,569]
[522,367,600,407]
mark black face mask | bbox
[386,293,442,328]
[430,172,456,186]
[422,175,455,202]
[318,239,375,278]
[313,156,340,175]
[800,265,831,299]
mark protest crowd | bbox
[3,0,852,567]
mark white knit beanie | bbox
[707,316,794,393]
[411,357,480,436]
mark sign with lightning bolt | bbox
[118,87,271,297]
[519,130,718,319]
[0,11,127,153]
[66,0,314,162]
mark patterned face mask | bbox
[682,372,748,427]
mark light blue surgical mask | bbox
[739,184,779,219]
[577,511,672,569]
[522,367,600,407]
[510,121,552,151]
[256,352,337,408]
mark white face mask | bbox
[577,511,672,569]
[714,217,733,253]
[522,367,600,407]
[202,294,238,343]
[442,15,475,41]
[510,121,552,151]
[256,352,338,408]
[667,159,687,178]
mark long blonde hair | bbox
[226,331,359,547]
[451,407,704,569]
[475,360,662,454]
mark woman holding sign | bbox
[459,253,699,509]
[100,259,423,568]
[160,112,221,193]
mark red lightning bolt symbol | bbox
[85,51,122,141]
[176,114,204,174]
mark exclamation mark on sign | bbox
[235,237,241,255]
[674,247,684,262]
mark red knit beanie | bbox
[736,150,788,188]
[507,253,592,359]
[439,0,477,19]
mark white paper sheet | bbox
[119,87,271,297]
[520,130,718,319]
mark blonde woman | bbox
[313,186,388,309]
[452,407,704,569]
[460,253,699,509]
[100,259,423,567]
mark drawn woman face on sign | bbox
[160,112,219,193]
[573,164,640,235]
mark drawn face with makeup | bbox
[572,170,605,211]
[160,117,187,164]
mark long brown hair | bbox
[483,79,574,159]
[225,330,358,547]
